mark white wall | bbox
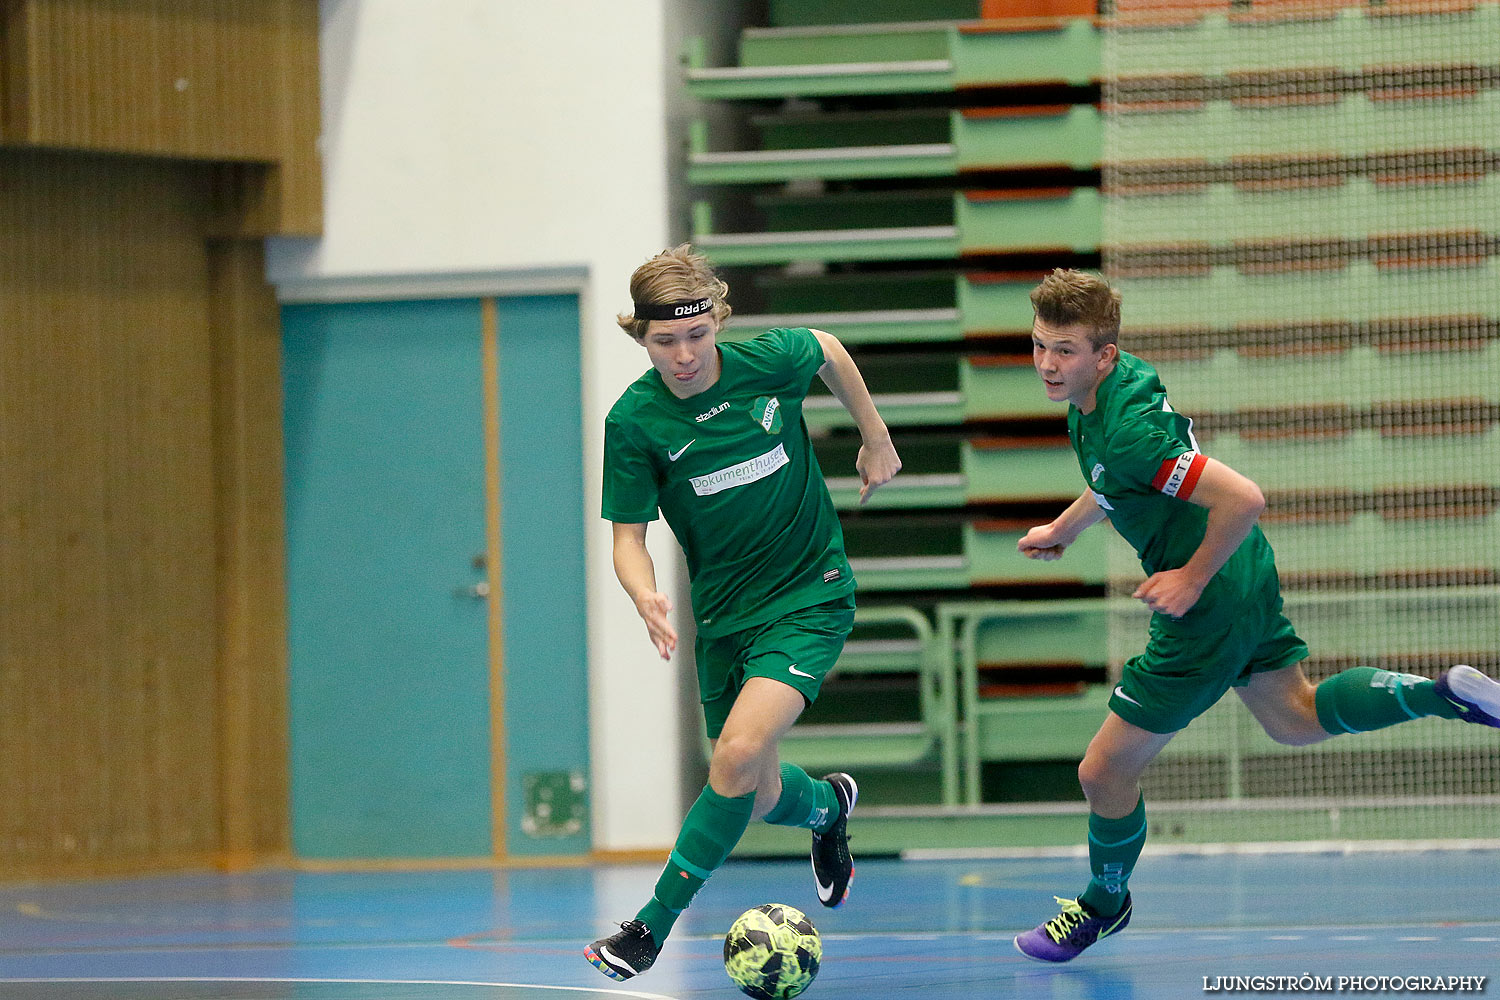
[266,0,700,851]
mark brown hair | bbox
[617,243,732,340]
[1029,268,1121,350]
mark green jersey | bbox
[602,327,855,638]
[1069,350,1279,630]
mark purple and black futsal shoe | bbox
[1014,894,1132,963]
[811,772,858,908]
[1435,664,1500,728]
[585,919,659,981]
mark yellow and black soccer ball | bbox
[723,903,822,1000]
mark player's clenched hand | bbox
[1018,523,1068,561]
[856,437,902,505]
[1133,568,1206,619]
[633,590,678,660]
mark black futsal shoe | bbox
[811,771,858,908]
[585,919,659,981]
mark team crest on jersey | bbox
[750,396,783,434]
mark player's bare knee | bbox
[1261,682,1325,746]
[708,733,770,795]
[1077,754,1119,804]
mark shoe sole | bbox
[1013,936,1071,963]
[1448,665,1500,719]
[584,946,630,982]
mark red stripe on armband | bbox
[1152,451,1206,499]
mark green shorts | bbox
[1110,589,1309,735]
[697,594,856,739]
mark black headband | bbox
[633,298,713,322]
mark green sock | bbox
[1079,793,1146,918]
[762,763,839,832]
[635,785,755,945]
[1315,667,1459,735]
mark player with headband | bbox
[585,244,902,983]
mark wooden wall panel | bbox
[0,148,288,877]
[208,239,291,868]
[2,0,322,235]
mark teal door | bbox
[282,293,588,860]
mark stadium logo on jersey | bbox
[696,401,730,423]
[750,396,783,434]
[690,443,789,496]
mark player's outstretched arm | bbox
[1133,457,1266,618]
[1018,491,1109,560]
[611,520,678,660]
[811,329,902,504]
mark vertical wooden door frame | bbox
[479,295,507,858]
[275,267,587,862]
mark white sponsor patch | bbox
[691,443,789,496]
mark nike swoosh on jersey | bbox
[788,664,815,679]
[1113,685,1143,707]
[667,439,695,462]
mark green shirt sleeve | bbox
[1107,413,1196,495]
[736,327,825,394]
[601,411,659,523]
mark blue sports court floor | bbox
[1,850,1495,1000]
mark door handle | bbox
[455,581,491,599]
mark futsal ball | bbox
[723,903,822,1000]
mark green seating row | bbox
[846,518,1111,591]
[818,426,1500,510]
[844,506,1499,594]
[683,19,1099,100]
[1110,175,1500,246]
[1110,90,1500,162]
[685,8,1493,102]
[1268,510,1500,577]
[802,356,1056,428]
[824,437,1080,509]
[1148,341,1500,411]
[726,259,1500,346]
[1121,258,1500,329]
[693,188,1102,266]
[768,0,980,28]
[1109,3,1500,78]
[800,346,1500,432]
[688,105,1102,185]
